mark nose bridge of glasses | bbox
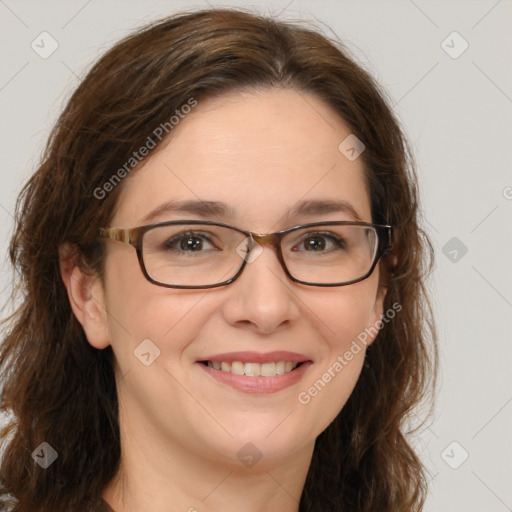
[246,233,286,262]
[250,232,280,248]
[239,232,289,281]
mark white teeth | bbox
[260,362,276,377]
[231,361,245,375]
[244,362,261,377]
[206,360,299,377]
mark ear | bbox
[59,243,110,349]
[366,284,387,346]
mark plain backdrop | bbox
[1,1,511,510]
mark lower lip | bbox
[198,361,312,394]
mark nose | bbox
[221,243,301,334]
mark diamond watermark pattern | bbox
[32,442,58,469]
[441,31,469,59]
[442,236,468,263]
[237,442,263,468]
[134,338,161,366]
[338,134,365,161]
[236,237,263,263]
[441,441,469,469]
[31,31,59,59]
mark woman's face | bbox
[88,89,385,469]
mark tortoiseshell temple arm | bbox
[98,227,141,246]
[384,226,394,253]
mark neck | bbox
[102,405,313,512]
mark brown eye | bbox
[163,232,215,252]
[294,233,346,252]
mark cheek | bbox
[106,288,216,367]
[102,249,218,369]
[293,280,380,432]
[303,277,381,352]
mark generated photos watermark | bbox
[297,301,402,405]
[94,97,198,200]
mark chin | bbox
[198,421,313,468]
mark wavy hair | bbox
[0,8,437,511]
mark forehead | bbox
[111,88,372,229]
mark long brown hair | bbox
[0,8,437,511]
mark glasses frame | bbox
[98,220,394,289]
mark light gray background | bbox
[1,1,511,510]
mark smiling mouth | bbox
[200,360,303,377]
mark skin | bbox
[61,88,386,512]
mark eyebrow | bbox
[140,198,363,224]
[289,199,363,222]
[141,200,235,224]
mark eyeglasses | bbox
[98,220,393,289]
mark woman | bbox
[0,8,437,512]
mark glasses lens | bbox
[140,222,381,287]
[281,224,379,284]
[142,223,247,287]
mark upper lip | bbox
[198,351,312,364]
